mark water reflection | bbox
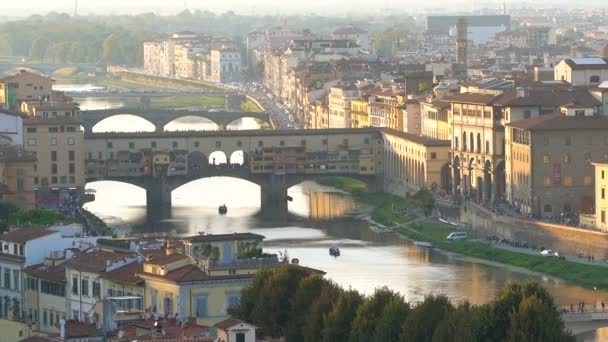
[53,84,105,92]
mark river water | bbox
[72,87,607,340]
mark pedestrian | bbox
[570,303,574,312]
[602,301,605,312]
[582,300,586,312]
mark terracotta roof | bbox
[382,129,451,147]
[507,113,608,131]
[139,265,253,283]
[63,250,134,273]
[99,261,143,285]
[24,263,66,283]
[494,88,600,107]
[146,253,189,266]
[443,93,500,105]
[0,252,25,262]
[0,227,56,243]
[60,320,102,338]
[215,317,256,330]
[0,145,37,162]
[1,70,54,82]
[114,318,208,340]
[186,233,265,243]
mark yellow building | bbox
[138,252,251,326]
[593,161,608,231]
[23,116,85,192]
[0,70,54,108]
[350,99,370,128]
[0,318,39,342]
[20,101,80,118]
[420,99,450,140]
[0,145,36,208]
[328,84,359,128]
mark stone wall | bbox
[456,202,608,260]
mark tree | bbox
[322,289,364,342]
[350,287,404,342]
[372,298,410,342]
[285,275,327,342]
[302,282,340,342]
[506,295,574,342]
[400,295,453,342]
[30,37,50,61]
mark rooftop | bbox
[507,113,608,131]
[24,262,67,283]
[563,58,608,70]
[333,26,367,35]
[24,116,82,125]
[215,317,256,330]
[0,145,36,162]
[139,264,253,283]
[99,261,143,285]
[63,249,134,273]
[145,252,189,266]
[0,227,56,244]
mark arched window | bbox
[485,140,490,154]
[477,133,481,153]
[591,75,600,83]
[462,132,467,151]
[469,132,474,153]
[455,137,459,150]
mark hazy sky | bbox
[3,0,606,17]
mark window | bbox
[93,281,100,298]
[43,310,48,326]
[72,310,79,320]
[343,139,349,146]
[301,140,306,146]
[564,154,571,164]
[52,164,58,174]
[602,188,606,200]
[13,270,18,290]
[81,278,89,296]
[67,126,76,132]
[18,244,23,256]
[50,138,57,145]
[237,140,243,147]
[584,176,593,186]
[107,142,113,148]
[603,210,606,224]
[193,141,198,148]
[603,171,606,180]
[68,150,75,161]
[163,294,173,316]
[544,177,552,187]
[258,140,263,147]
[196,295,208,318]
[41,280,65,297]
[565,136,571,146]
[543,154,549,164]
[524,110,531,119]
[51,151,57,162]
[26,127,36,133]
[27,138,36,146]
[4,268,10,289]
[227,293,240,309]
[584,153,592,163]
[280,140,285,146]
[72,276,78,295]
[591,75,600,83]
[563,176,573,186]
[151,141,157,148]
[430,152,437,160]
[151,290,158,313]
[48,127,59,133]
[172,141,178,148]
[129,142,135,149]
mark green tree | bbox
[350,287,404,342]
[507,295,574,342]
[302,282,340,342]
[372,298,410,342]
[285,275,327,342]
[400,295,453,342]
[30,37,50,61]
[322,289,364,342]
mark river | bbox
[70,84,607,340]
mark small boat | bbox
[413,241,434,248]
[218,205,227,215]
[329,246,341,257]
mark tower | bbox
[456,17,468,65]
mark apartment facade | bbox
[0,145,36,208]
[420,99,450,140]
[506,114,608,217]
[328,85,359,128]
[0,71,54,108]
[593,161,608,231]
[23,116,85,191]
[554,58,608,86]
[0,110,25,145]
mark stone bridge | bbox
[80,109,273,134]
[562,311,608,335]
[0,63,101,76]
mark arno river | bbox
[72,88,607,340]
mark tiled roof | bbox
[63,249,134,273]
[23,116,82,125]
[0,145,37,162]
[146,253,189,266]
[186,233,265,243]
[60,320,102,338]
[0,227,56,243]
[24,263,66,283]
[99,261,143,285]
[0,252,25,262]
[139,264,253,283]
[443,93,500,105]
[382,129,451,147]
[507,113,608,131]
[215,317,256,330]
[114,318,208,340]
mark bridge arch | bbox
[225,116,272,130]
[163,115,220,132]
[91,114,156,133]
[208,151,228,165]
[229,150,248,166]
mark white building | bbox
[332,26,370,51]
[0,110,24,145]
[215,318,257,342]
[554,58,608,86]
[209,48,242,84]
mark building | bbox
[332,26,370,51]
[505,114,608,217]
[593,161,608,231]
[328,85,359,128]
[23,116,85,192]
[20,101,80,119]
[0,145,36,208]
[554,58,608,86]
[0,71,54,109]
[63,249,139,322]
[209,48,242,83]
[182,233,264,264]
[215,318,256,342]
[350,98,370,128]
[420,99,450,140]
[0,109,25,145]
[401,100,421,134]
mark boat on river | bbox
[413,241,434,248]
[329,246,341,256]
[218,204,227,215]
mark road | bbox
[67,90,232,98]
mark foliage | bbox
[97,238,130,250]
[7,208,76,227]
[240,99,264,113]
[231,266,573,341]
[318,176,368,194]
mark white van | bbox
[446,232,468,241]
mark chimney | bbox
[145,254,153,262]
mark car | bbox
[446,232,467,241]
[540,249,559,257]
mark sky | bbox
[3,0,607,17]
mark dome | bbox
[600,42,608,58]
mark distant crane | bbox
[73,0,78,17]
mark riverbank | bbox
[318,177,608,289]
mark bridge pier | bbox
[145,178,173,217]
[260,174,288,221]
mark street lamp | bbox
[594,287,598,312]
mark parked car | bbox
[540,249,559,257]
[446,232,468,241]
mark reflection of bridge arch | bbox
[81,109,273,134]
